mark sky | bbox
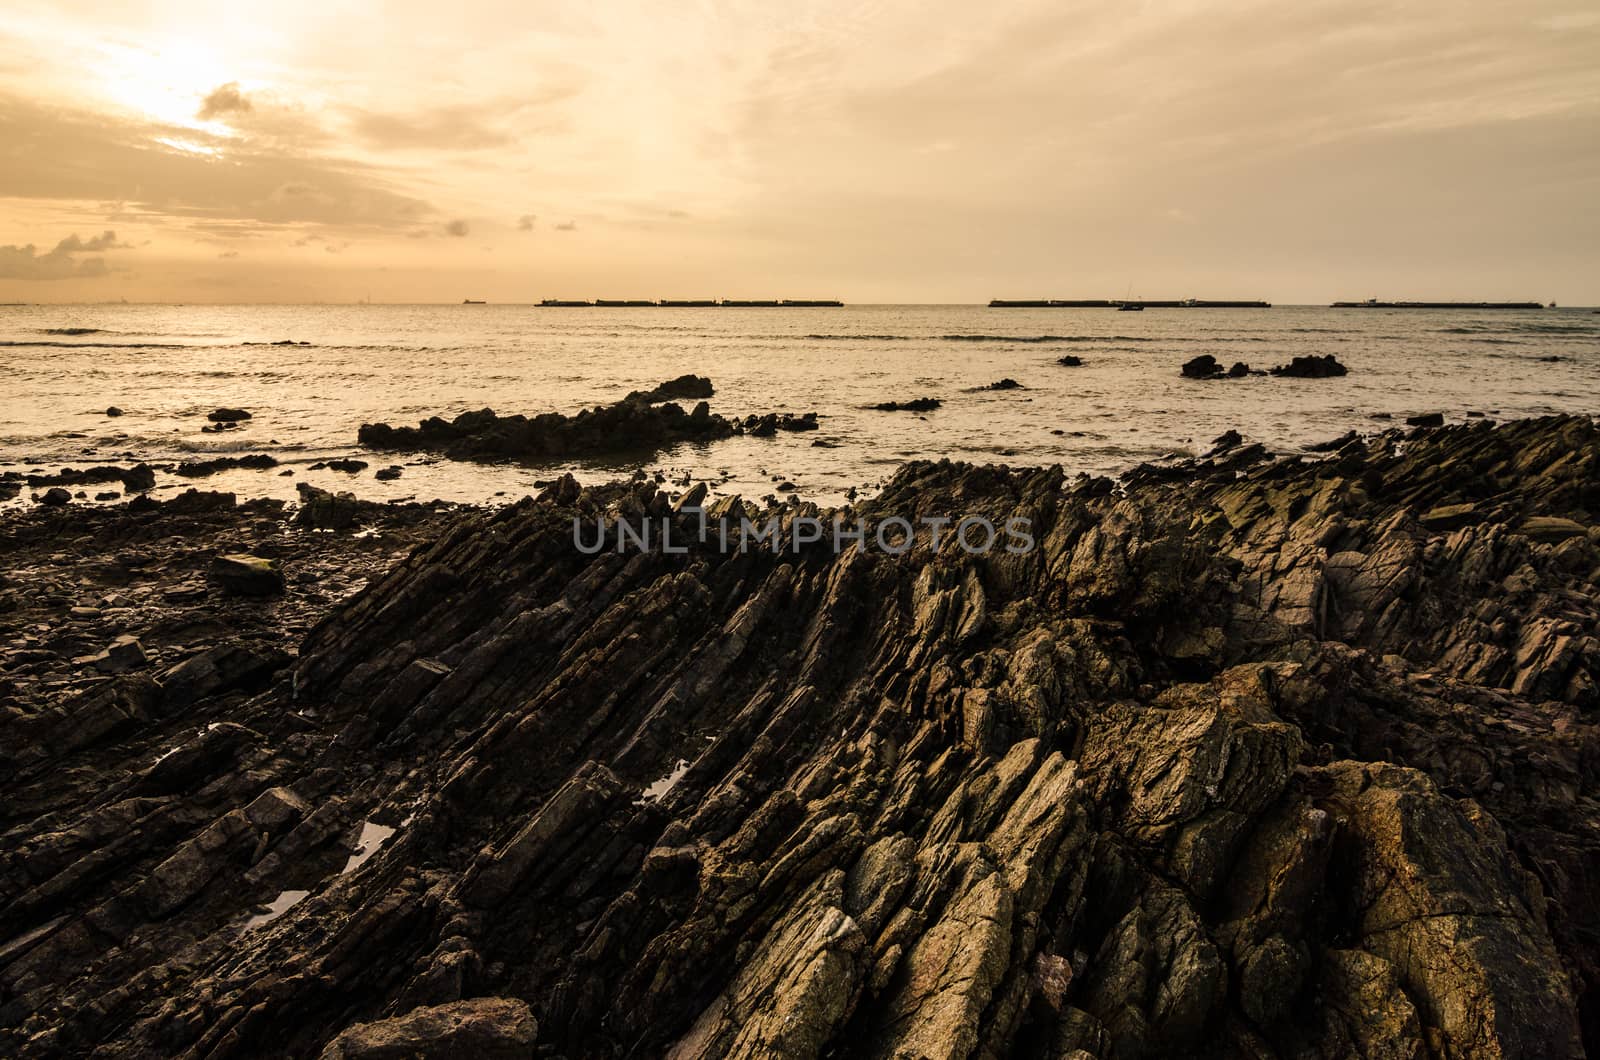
[0,0,1595,304]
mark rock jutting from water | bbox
[1270,354,1349,378]
[356,378,816,462]
[870,396,942,411]
[0,415,1596,1057]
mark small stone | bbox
[84,635,148,674]
[39,487,72,506]
[207,408,252,423]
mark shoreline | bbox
[1,414,1596,1055]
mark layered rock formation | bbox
[2,415,1597,1058]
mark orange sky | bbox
[1,1,1596,304]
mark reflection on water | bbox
[242,888,309,930]
[340,820,397,875]
[639,760,690,803]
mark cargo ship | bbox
[990,298,1271,308]
[1330,299,1545,309]
[539,299,844,307]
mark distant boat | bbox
[1118,303,1144,312]
[463,299,486,305]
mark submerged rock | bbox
[207,407,252,423]
[1181,354,1225,379]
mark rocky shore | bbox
[1,415,1597,1057]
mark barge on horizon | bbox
[537,299,844,307]
[1330,299,1548,309]
[990,298,1272,308]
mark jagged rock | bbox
[81,635,149,674]
[2,415,1598,1059]
[158,642,292,707]
[296,483,364,529]
[628,374,714,403]
[1306,429,1359,452]
[209,553,285,596]
[174,454,277,478]
[1181,354,1224,379]
[320,998,537,1059]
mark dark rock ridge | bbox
[870,397,942,412]
[1185,354,1347,379]
[357,378,814,462]
[626,374,715,403]
[1270,355,1348,378]
[1,416,1598,1057]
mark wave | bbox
[0,340,194,349]
[939,334,1094,344]
[40,327,107,335]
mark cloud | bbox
[54,230,131,252]
[197,82,253,121]
[0,229,131,281]
[444,219,470,237]
[554,220,577,231]
[0,94,432,231]
[517,214,536,231]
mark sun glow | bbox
[99,36,234,131]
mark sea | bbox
[2,303,1596,509]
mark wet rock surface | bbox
[1,415,1597,1058]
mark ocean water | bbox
[2,303,1596,507]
